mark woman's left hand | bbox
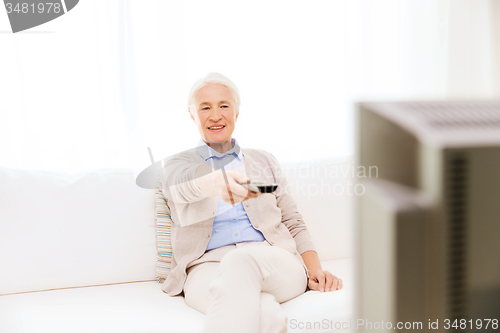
[307,269,343,292]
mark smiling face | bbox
[189,82,239,152]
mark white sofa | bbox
[0,157,355,333]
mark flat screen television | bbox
[356,100,500,332]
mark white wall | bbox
[0,0,497,174]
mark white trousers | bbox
[183,240,308,333]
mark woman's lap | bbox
[183,241,307,314]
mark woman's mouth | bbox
[208,125,225,132]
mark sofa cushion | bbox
[281,157,355,261]
[0,258,353,333]
[0,167,157,295]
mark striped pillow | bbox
[155,182,172,283]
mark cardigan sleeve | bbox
[161,153,209,204]
[266,152,317,255]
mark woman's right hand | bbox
[212,169,260,204]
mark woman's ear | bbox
[188,107,195,122]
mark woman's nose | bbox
[209,108,222,121]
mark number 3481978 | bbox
[5,3,62,14]
[444,319,498,330]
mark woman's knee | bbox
[208,276,225,295]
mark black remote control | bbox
[238,182,278,193]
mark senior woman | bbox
[160,72,342,333]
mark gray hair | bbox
[187,72,241,114]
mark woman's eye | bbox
[202,107,210,111]
[221,105,228,108]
